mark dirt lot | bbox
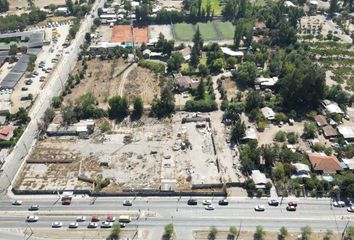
[8,0,65,10]
[222,78,238,100]
[16,113,220,191]
[63,59,160,108]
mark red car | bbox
[106,216,116,222]
[91,215,100,222]
[288,201,297,207]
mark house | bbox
[220,47,244,62]
[47,120,95,136]
[174,74,198,92]
[337,126,354,141]
[314,115,328,127]
[308,153,343,174]
[0,101,11,115]
[251,170,268,188]
[142,49,163,60]
[322,125,337,138]
[291,163,311,179]
[261,107,275,120]
[255,76,278,89]
[342,158,354,170]
[56,7,68,14]
[243,127,258,141]
[0,126,13,141]
[322,100,344,114]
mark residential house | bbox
[308,153,343,174]
[255,76,278,89]
[220,47,244,62]
[291,163,311,179]
[174,74,198,92]
[251,170,268,189]
[322,100,344,115]
[243,127,258,141]
[0,101,10,115]
[0,126,13,141]
[337,126,354,141]
[322,125,337,139]
[342,158,354,170]
[261,107,275,120]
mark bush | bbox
[185,99,217,112]
[52,96,62,108]
[164,224,174,239]
[138,59,165,74]
[275,131,287,142]
[257,120,266,132]
[287,132,299,144]
[100,123,110,133]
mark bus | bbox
[118,215,131,223]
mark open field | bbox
[63,58,160,108]
[15,113,220,191]
[173,21,234,41]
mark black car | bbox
[187,199,198,205]
[28,204,39,211]
[21,87,28,91]
[218,199,229,206]
[25,80,33,85]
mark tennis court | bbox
[111,25,149,43]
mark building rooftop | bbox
[314,115,328,127]
[220,47,244,57]
[337,126,354,139]
[261,107,275,120]
[308,153,343,174]
[322,125,337,138]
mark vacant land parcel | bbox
[173,21,234,41]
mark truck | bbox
[61,191,73,205]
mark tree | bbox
[233,61,257,87]
[323,229,333,240]
[164,224,174,239]
[303,121,317,139]
[254,226,266,240]
[196,78,205,100]
[209,226,218,239]
[85,32,91,43]
[15,107,30,125]
[245,90,263,113]
[278,226,288,240]
[328,0,338,17]
[9,44,18,55]
[271,22,297,47]
[52,96,62,108]
[0,0,9,13]
[229,226,238,238]
[301,226,312,240]
[167,52,184,73]
[272,163,285,181]
[110,223,121,239]
[132,96,143,120]
[227,56,237,69]
[198,63,209,77]
[108,96,129,121]
[231,120,246,142]
[211,58,224,73]
[151,87,175,118]
[345,226,354,240]
[190,26,203,68]
[190,43,200,68]
[62,107,77,125]
[65,0,74,14]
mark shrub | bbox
[185,99,217,112]
[138,60,165,74]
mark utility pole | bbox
[130,10,136,62]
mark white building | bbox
[338,126,354,140]
[261,107,275,120]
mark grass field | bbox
[202,0,222,15]
[173,21,234,41]
[174,23,195,41]
[214,21,234,39]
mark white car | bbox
[52,222,63,228]
[205,205,215,210]
[347,207,354,213]
[255,205,265,211]
[69,222,79,228]
[123,200,132,206]
[76,216,86,222]
[202,200,212,205]
[87,222,98,228]
[26,215,39,222]
[333,201,345,207]
[12,200,23,206]
[101,221,113,228]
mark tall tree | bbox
[0,0,9,13]
[328,0,338,17]
[65,0,74,14]
[108,96,129,121]
[132,96,143,120]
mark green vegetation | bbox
[174,23,195,41]
[213,21,234,39]
[208,226,218,239]
[132,96,144,120]
[138,60,165,74]
[278,226,288,240]
[163,224,174,239]
[151,87,175,118]
[301,225,312,240]
[110,223,121,239]
[202,0,222,14]
[108,96,129,122]
[0,0,9,13]
[94,177,110,192]
[254,226,266,240]
[0,8,46,32]
[196,22,219,40]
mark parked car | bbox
[101,221,113,228]
[26,215,39,222]
[288,201,297,207]
[87,222,98,228]
[202,200,212,205]
[268,199,279,206]
[40,76,46,82]
[91,215,99,222]
[204,205,215,210]
[12,200,23,205]
[123,200,132,206]
[187,199,197,205]
[218,199,229,206]
[28,204,39,211]
[347,207,354,213]
[69,222,79,228]
[255,205,265,211]
[52,222,63,228]
[21,87,28,91]
[120,222,126,228]
[76,216,86,222]
[106,216,116,222]
[25,79,33,85]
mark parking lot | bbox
[1,23,71,113]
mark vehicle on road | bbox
[26,215,39,222]
[205,205,215,210]
[333,201,345,207]
[119,215,131,223]
[69,222,79,228]
[286,205,296,211]
[120,222,126,228]
[12,200,23,205]
[87,222,98,228]
[268,199,279,206]
[28,204,39,211]
[40,76,46,82]
[347,207,354,212]
[76,216,86,222]
[91,215,99,222]
[218,199,229,206]
[123,200,132,206]
[52,222,63,228]
[255,205,265,211]
[25,79,33,85]
[101,221,113,228]
[106,216,116,222]
[61,196,72,205]
[288,201,297,207]
[187,199,197,205]
[202,200,212,205]
[21,87,28,91]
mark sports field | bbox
[173,21,234,41]
[111,25,148,43]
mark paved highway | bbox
[0,197,352,239]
